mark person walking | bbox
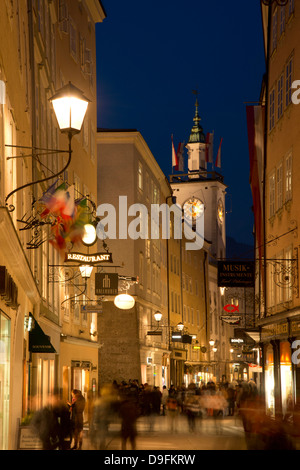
[68,389,86,450]
[119,397,140,450]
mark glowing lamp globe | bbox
[50,82,89,135]
[82,223,97,246]
[114,294,135,310]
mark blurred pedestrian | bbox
[119,397,140,450]
[31,402,59,450]
[161,386,169,416]
[90,384,118,450]
[68,389,86,450]
[166,395,179,433]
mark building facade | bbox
[0,0,105,449]
[250,0,300,417]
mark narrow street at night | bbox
[83,414,248,451]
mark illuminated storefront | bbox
[0,312,10,450]
[265,344,275,416]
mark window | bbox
[69,17,77,61]
[272,9,277,52]
[288,0,294,17]
[277,74,283,120]
[138,162,143,191]
[280,5,285,35]
[285,152,292,201]
[269,88,275,131]
[285,57,293,107]
[277,163,283,210]
[269,172,275,217]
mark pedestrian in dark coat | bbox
[119,398,140,450]
[68,389,86,450]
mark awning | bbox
[29,313,56,353]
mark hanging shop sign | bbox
[220,315,241,325]
[95,273,119,295]
[218,261,255,287]
[230,338,244,345]
[223,304,239,313]
[147,330,162,336]
[80,304,103,313]
[0,266,18,310]
[65,252,113,264]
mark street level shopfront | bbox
[260,318,300,417]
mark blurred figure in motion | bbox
[68,389,86,450]
[161,385,169,416]
[166,394,179,433]
[31,394,71,450]
[184,391,200,433]
[53,396,72,450]
[118,395,140,450]
[90,384,119,450]
[239,392,295,450]
[31,398,60,450]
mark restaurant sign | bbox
[65,252,113,264]
[218,261,255,287]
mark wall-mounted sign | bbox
[147,330,162,336]
[0,266,18,310]
[218,261,255,287]
[65,252,113,264]
[95,273,118,295]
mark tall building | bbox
[0,0,105,449]
[96,129,212,388]
[170,99,233,383]
[250,0,299,418]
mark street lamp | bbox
[79,265,94,279]
[209,339,215,346]
[154,311,162,324]
[50,81,90,136]
[82,223,97,246]
[177,321,184,331]
[5,82,89,211]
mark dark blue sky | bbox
[95,1,265,247]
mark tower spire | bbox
[188,97,206,144]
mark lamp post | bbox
[5,82,89,211]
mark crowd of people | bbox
[29,377,300,450]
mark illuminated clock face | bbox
[217,199,224,224]
[183,198,204,219]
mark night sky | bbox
[95,1,266,248]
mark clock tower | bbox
[170,99,226,260]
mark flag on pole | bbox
[246,105,265,266]
[205,132,214,163]
[215,137,223,168]
[177,141,185,172]
[172,135,178,171]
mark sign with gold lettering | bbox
[218,261,255,287]
[65,252,113,264]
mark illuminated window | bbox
[269,172,276,217]
[277,163,283,210]
[138,162,143,191]
[285,152,292,201]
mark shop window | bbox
[265,345,275,416]
[280,342,293,417]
